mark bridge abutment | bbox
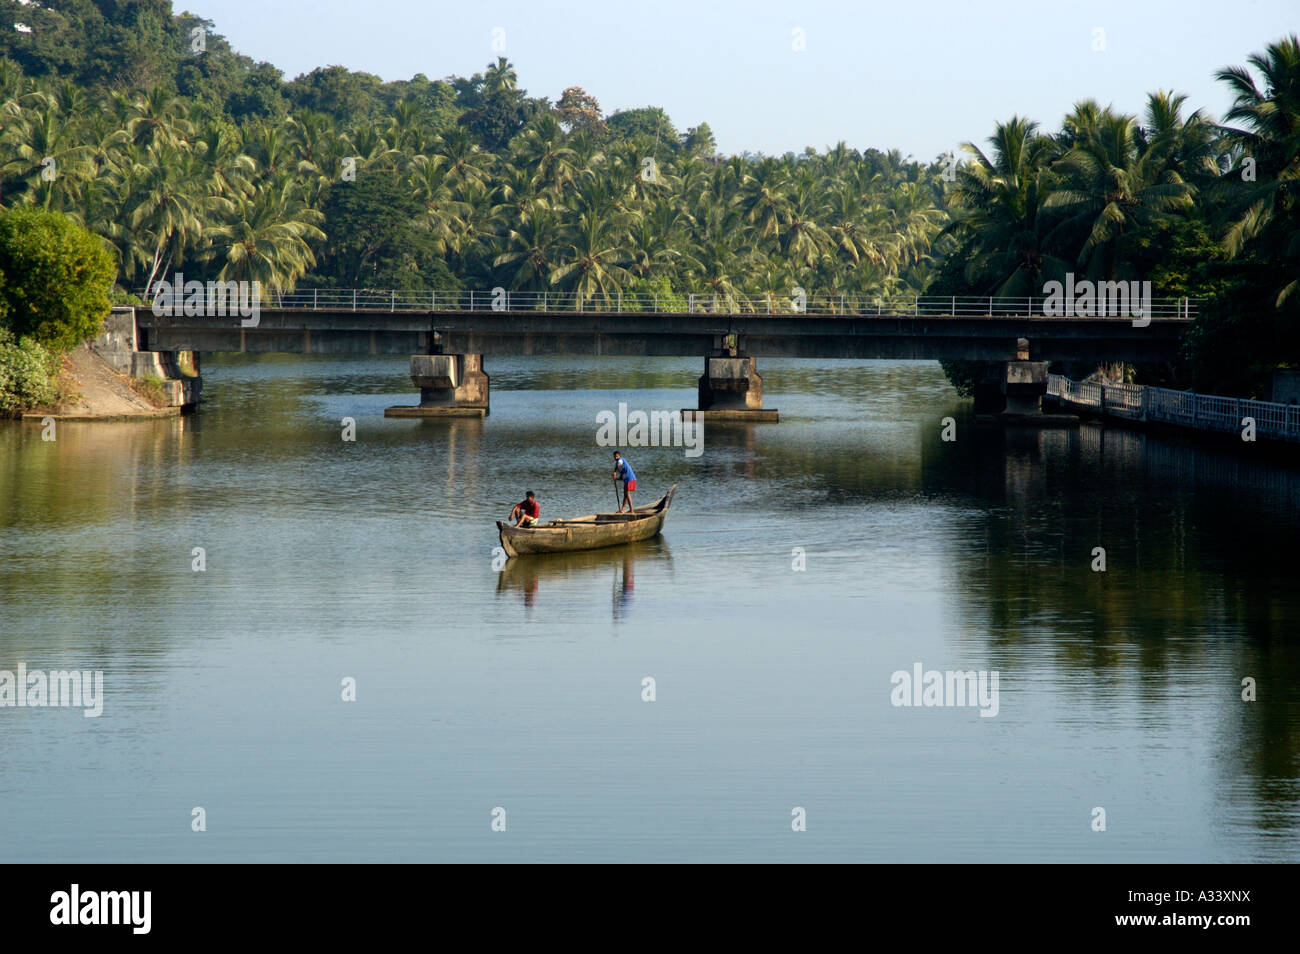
[92,308,201,410]
[385,354,489,418]
[682,355,779,422]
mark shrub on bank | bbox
[0,328,59,414]
[0,207,116,353]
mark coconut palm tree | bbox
[682,202,753,310]
[127,143,230,296]
[483,57,518,95]
[779,168,830,266]
[434,127,494,189]
[206,178,325,297]
[824,185,890,267]
[548,195,632,306]
[1045,108,1195,279]
[1214,34,1300,303]
[884,180,947,268]
[512,114,577,194]
[737,157,792,241]
[493,198,562,291]
[5,96,94,212]
[193,120,255,200]
[118,86,194,152]
[943,116,1070,295]
[408,153,465,255]
[1139,90,1223,190]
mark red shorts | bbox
[625,480,636,492]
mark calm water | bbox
[1,355,1298,862]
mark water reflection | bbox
[936,419,1300,840]
[495,538,673,620]
[3,353,1299,861]
[412,418,485,491]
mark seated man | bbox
[510,491,541,527]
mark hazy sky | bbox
[193,0,1297,159]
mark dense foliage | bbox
[0,1,1297,396]
[0,205,115,350]
[0,327,58,413]
[934,39,1300,395]
[0,6,948,308]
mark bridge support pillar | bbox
[682,356,778,422]
[979,360,1076,426]
[1002,361,1050,417]
[384,354,489,418]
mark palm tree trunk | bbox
[143,243,169,301]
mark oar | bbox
[613,478,621,512]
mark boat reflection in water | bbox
[495,537,674,620]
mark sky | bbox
[191,0,1298,160]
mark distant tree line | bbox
[0,1,1296,397]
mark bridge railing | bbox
[1048,374,1300,441]
[139,287,1199,319]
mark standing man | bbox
[510,491,540,527]
[612,451,637,513]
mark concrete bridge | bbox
[119,289,1196,422]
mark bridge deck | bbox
[136,308,1190,362]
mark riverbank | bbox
[15,308,201,421]
[20,344,180,421]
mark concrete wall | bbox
[92,307,200,408]
[86,308,139,373]
[1272,369,1300,405]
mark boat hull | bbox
[497,485,676,557]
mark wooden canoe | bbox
[496,485,677,558]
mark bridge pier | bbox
[975,358,1077,426]
[1002,361,1050,418]
[681,355,779,422]
[384,354,489,418]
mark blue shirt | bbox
[615,457,636,482]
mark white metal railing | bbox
[137,287,1199,319]
[1048,374,1300,441]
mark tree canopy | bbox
[0,205,115,351]
[0,4,1297,396]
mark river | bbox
[1,355,1297,862]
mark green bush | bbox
[110,286,145,306]
[0,328,59,413]
[625,274,687,312]
[0,207,116,353]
